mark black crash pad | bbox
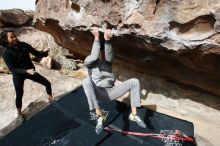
[102,107,195,146]
[0,104,107,146]
[0,86,196,146]
[56,87,127,126]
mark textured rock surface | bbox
[0,9,31,26]
[13,27,70,56]
[53,55,78,70]
[33,0,220,97]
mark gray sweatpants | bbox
[82,77,141,111]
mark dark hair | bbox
[0,30,14,47]
[99,31,105,51]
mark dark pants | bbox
[12,73,52,108]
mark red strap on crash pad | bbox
[104,127,195,144]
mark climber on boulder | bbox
[82,27,146,135]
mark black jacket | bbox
[3,42,48,74]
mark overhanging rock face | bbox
[34,0,220,96]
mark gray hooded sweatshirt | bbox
[84,40,116,88]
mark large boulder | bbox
[53,55,78,70]
[33,2,220,144]
[33,0,220,97]
[0,9,31,26]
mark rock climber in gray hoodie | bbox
[82,27,146,135]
